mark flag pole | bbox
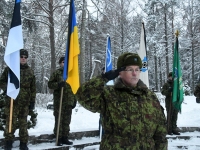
[55,87,64,146]
[9,98,13,133]
[175,30,179,37]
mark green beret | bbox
[168,72,172,77]
[117,52,142,69]
[20,49,28,58]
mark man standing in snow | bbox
[76,52,168,149]
[194,79,200,103]
[48,56,76,146]
[0,49,36,150]
[161,72,180,135]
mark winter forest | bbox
[0,0,200,94]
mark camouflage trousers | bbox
[53,106,72,138]
[4,103,29,143]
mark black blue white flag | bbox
[4,0,23,99]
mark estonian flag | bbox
[4,0,23,99]
[63,0,80,94]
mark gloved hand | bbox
[72,100,77,109]
[168,87,173,92]
[29,102,35,110]
[2,90,7,95]
[102,67,126,80]
[58,81,66,88]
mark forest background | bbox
[0,0,199,94]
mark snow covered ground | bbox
[0,95,200,149]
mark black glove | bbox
[2,90,7,95]
[102,67,126,80]
[168,87,173,92]
[58,81,66,88]
[72,100,77,109]
[29,102,35,110]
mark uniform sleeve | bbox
[76,76,107,113]
[153,100,168,149]
[30,74,36,103]
[161,83,170,96]
[0,67,9,91]
[194,84,200,98]
[48,71,59,90]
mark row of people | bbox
[3,49,199,149]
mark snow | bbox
[1,95,200,149]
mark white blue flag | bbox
[138,23,149,88]
[105,35,114,85]
[4,0,23,99]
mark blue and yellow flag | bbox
[172,31,184,112]
[63,0,80,94]
[4,0,23,99]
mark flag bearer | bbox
[48,56,76,146]
[0,49,36,150]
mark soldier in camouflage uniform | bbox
[0,49,36,150]
[48,56,76,146]
[76,52,168,150]
[161,72,180,135]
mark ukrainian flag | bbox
[63,0,80,94]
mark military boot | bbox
[167,130,173,135]
[4,140,12,150]
[172,130,180,135]
[56,138,62,146]
[62,137,73,145]
[19,142,29,150]
[167,132,173,135]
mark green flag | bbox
[172,35,184,112]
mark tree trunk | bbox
[164,4,169,75]
[80,0,87,84]
[49,0,56,75]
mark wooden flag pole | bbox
[9,98,13,133]
[55,87,64,146]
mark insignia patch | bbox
[134,58,137,62]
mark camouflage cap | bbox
[117,52,142,69]
[168,72,172,77]
[59,56,65,64]
[20,49,28,58]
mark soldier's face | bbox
[20,55,28,65]
[119,65,140,87]
[60,61,64,67]
[169,76,172,80]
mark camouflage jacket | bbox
[0,64,36,106]
[48,67,76,110]
[76,76,168,150]
[194,83,200,98]
[161,79,173,109]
